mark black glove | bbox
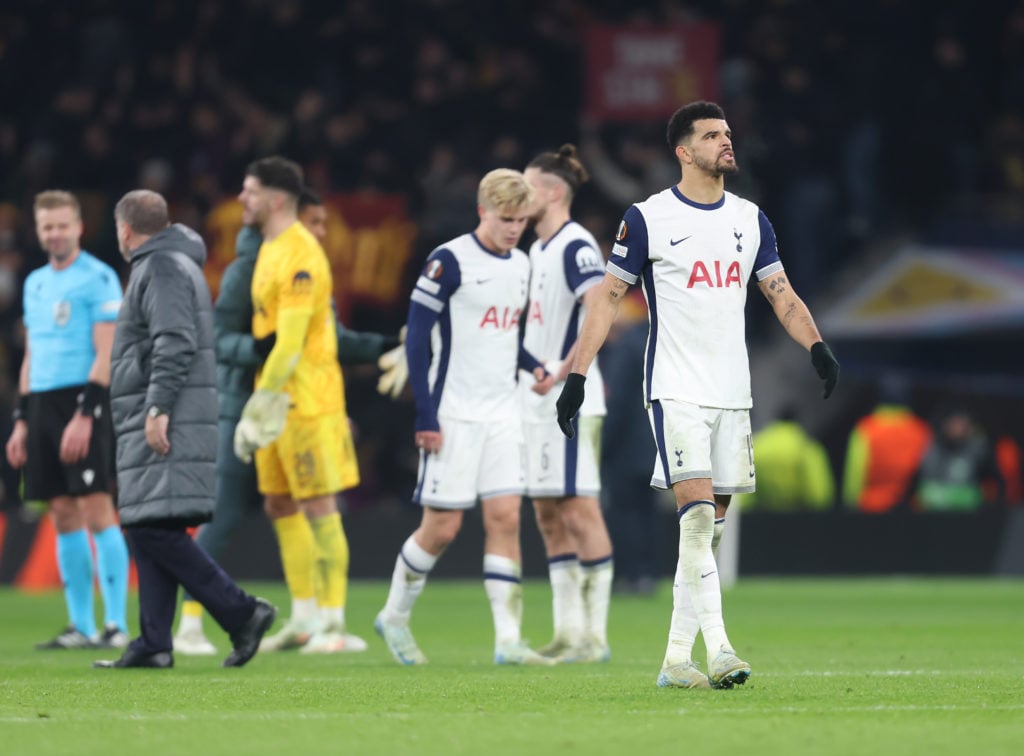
[555,373,586,438]
[254,333,276,361]
[810,341,840,399]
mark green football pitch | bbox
[2,578,1022,755]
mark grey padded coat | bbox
[110,224,217,527]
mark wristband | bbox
[77,381,108,419]
[12,394,29,422]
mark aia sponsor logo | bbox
[479,306,523,329]
[687,260,742,288]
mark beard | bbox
[694,153,740,177]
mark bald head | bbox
[115,189,170,260]
[115,190,169,235]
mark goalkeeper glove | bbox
[376,327,408,399]
[810,341,840,399]
[233,389,290,463]
[555,373,586,438]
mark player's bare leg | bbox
[559,495,613,662]
[485,495,553,666]
[659,479,748,689]
[376,508,462,665]
[533,496,583,657]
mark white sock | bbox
[321,606,345,630]
[580,556,613,647]
[382,535,438,625]
[712,517,726,556]
[291,596,319,623]
[664,556,700,665]
[665,515,730,665]
[548,554,583,645]
[678,502,732,658]
[484,553,522,647]
[178,613,202,635]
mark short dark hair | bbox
[245,156,304,198]
[115,189,169,235]
[527,143,589,195]
[298,186,322,211]
[666,101,726,149]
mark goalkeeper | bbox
[173,172,407,655]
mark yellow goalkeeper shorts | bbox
[255,410,359,499]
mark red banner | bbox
[202,194,416,322]
[585,23,720,121]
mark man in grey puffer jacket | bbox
[94,189,275,669]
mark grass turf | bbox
[1,578,1022,755]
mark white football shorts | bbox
[647,399,755,494]
[523,415,603,499]
[413,415,525,509]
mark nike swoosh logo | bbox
[476,277,492,284]
[669,236,692,246]
[700,571,716,579]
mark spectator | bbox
[842,378,931,513]
[740,405,835,512]
[909,407,1004,512]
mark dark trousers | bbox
[126,525,256,654]
[197,417,262,561]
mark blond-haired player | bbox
[234,156,362,653]
[375,169,555,665]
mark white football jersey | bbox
[409,232,531,422]
[607,187,783,409]
[521,220,607,421]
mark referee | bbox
[5,190,129,650]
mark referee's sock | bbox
[92,524,129,632]
[56,528,96,638]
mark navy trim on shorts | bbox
[651,400,671,488]
[412,450,430,505]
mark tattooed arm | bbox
[757,271,824,350]
[570,272,630,376]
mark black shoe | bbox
[36,626,96,650]
[95,624,130,649]
[93,647,173,669]
[223,598,276,668]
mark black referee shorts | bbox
[24,386,116,501]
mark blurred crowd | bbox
[1,0,1023,515]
